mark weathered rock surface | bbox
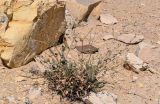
[117,34,144,44]
[84,92,117,104]
[124,53,148,73]
[0,0,66,68]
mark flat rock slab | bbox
[117,34,144,44]
[75,45,99,54]
[100,14,118,25]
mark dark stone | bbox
[75,44,99,54]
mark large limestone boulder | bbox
[0,0,66,68]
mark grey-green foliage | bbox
[43,46,104,101]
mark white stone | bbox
[84,92,117,104]
[100,14,118,25]
[124,53,148,73]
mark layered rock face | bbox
[0,0,102,68]
[0,0,66,68]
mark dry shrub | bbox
[43,48,104,101]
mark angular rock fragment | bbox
[88,2,104,20]
[124,53,148,73]
[66,0,101,23]
[0,0,66,68]
[100,14,118,25]
[117,34,144,44]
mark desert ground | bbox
[0,0,160,104]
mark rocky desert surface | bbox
[0,0,160,104]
